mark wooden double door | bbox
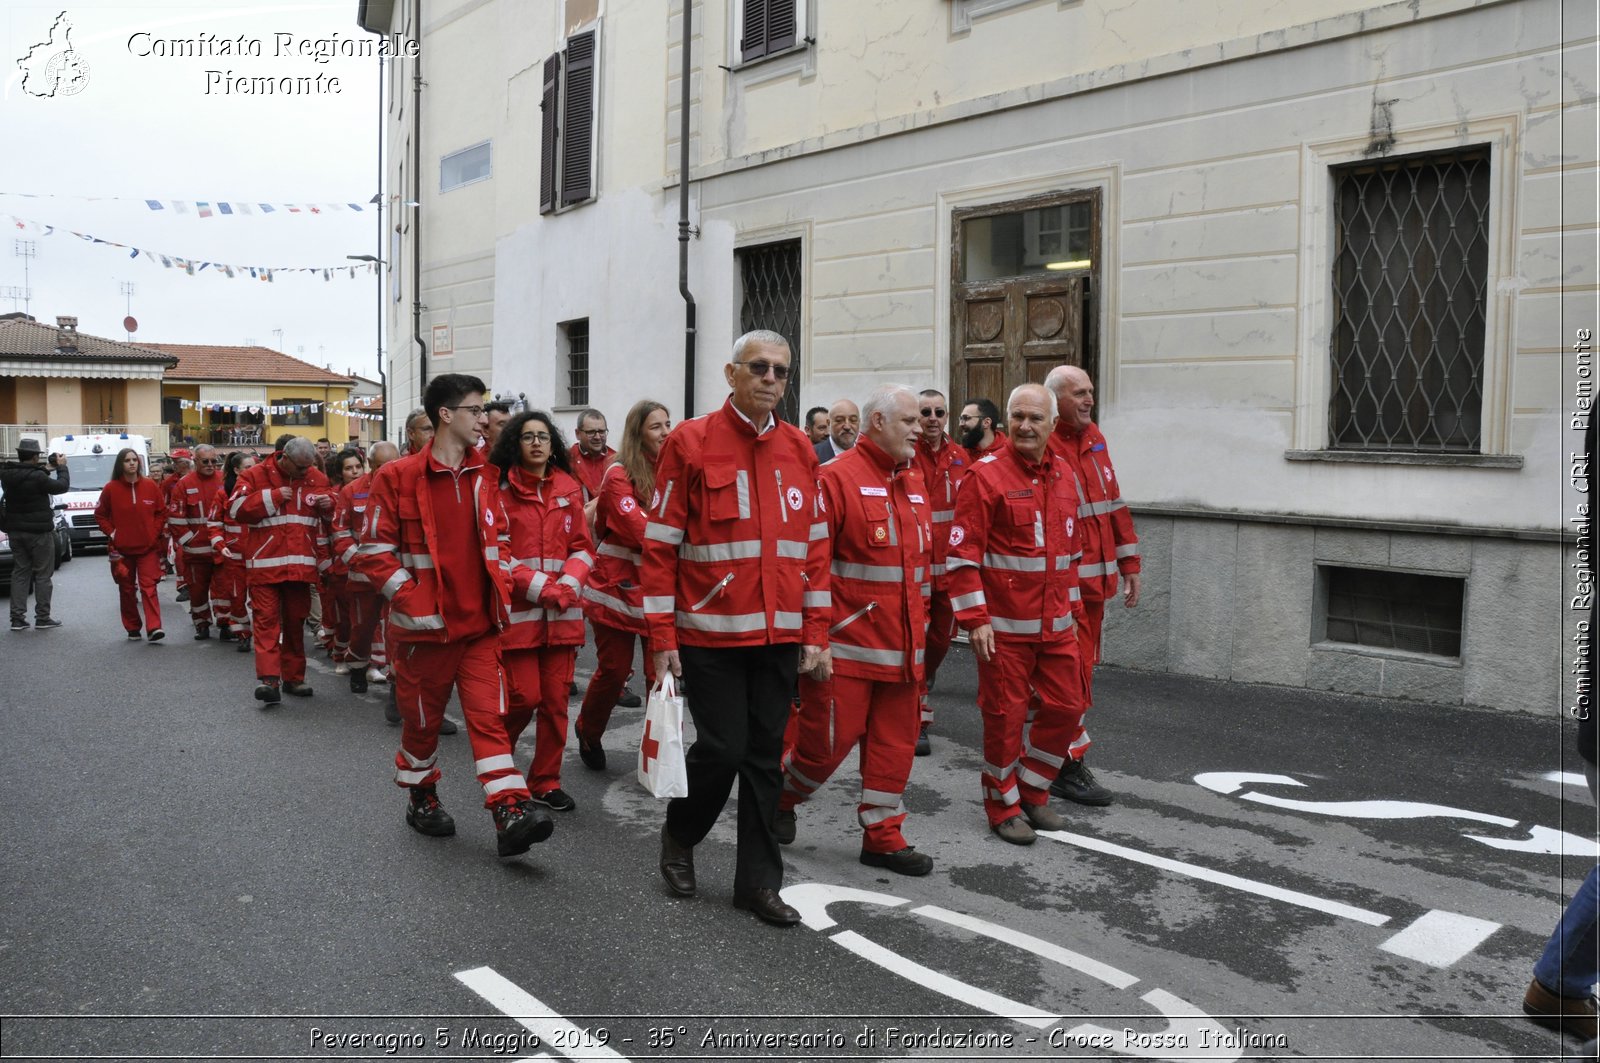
[951,274,1089,414]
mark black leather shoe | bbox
[578,737,606,770]
[659,826,696,897]
[406,787,456,837]
[860,846,934,876]
[148,629,166,643]
[616,686,643,709]
[493,800,553,857]
[282,681,314,698]
[773,808,797,845]
[254,678,281,705]
[1050,756,1113,806]
[915,726,931,757]
[235,635,251,653]
[349,670,368,694]
[733,887,801,926]
[193,624,211,640]
[437,715,458,735]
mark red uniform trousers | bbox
[250,582,310,683]
[111,550,164,634]
[325,574,351,660]
[574,621,656,746]
[781,674,920,853]
[345,587,383,666]
[392,636,530,808]
[1027,598,1104,760]
[979,639,1086,826]
[216,559,249,635]
[504,645,578,795]
[920,589,955,726]
[185,558,216,627]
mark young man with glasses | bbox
[910,388,967,757]
[959,398,1006,461]
[643,330,831,927]
[173,445,230,639]
[355,374,552,859]
[229,436,334,704]
[569,409,616,503]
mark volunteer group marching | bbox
[90,329,1139,927]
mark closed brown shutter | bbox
[766,0,797,54]
[560,29,596,207]
[741,0,796,63]
[539,53,559,214]
[740,0,768,62]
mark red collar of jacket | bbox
[1000,437,1055,479]
[503,464,582,502]
[854,433,911,477]
[421,439,486,475]
[1053,419,1104,452]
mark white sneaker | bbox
[334,663,350,675]
[367,666,389,683]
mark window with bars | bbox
[562,319,590,407]
[1319,565,1464,659]
[737,240,803,426]
[540,26,599,214]
[1329,147,1490,453]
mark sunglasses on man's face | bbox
[921,407,945,418]
[738,359,790,381]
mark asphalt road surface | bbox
[2,555,1592,1062]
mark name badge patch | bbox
[1006,489,1033,499]
[859,486,888,497]
[908,494,925,504]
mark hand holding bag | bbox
[638,672,689,799]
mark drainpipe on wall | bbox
[411,0,426,399]
[677,0,696,418]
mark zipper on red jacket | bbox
[774,469,788,523]
[830,599,876,634]
[690,572,735,611]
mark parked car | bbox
[0,506,73,595]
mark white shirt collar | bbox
[730,402,776,435]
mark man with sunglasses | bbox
[355,373,552,859]
[173,445,230,639]
[569,409,616,503]
[643,330,831,927]
[229,436,334,704]
[911,389,967,757]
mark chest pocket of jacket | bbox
[396,497,425,551]
[1006,500,1035,527]
[703,461,742,522]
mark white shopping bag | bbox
[638,672,689,799]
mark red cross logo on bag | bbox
[640,719,660,771]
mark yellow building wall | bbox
[128,380,162,425]
[265,385,353,446]
[12,377,48,422]
[44,379,78,426]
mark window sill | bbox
[1311,640,1462,668]
[727,42,813,85]
[1284,449,1523,470]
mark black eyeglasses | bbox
[199,459,222,467]
[519,432,552,444]
[738,359,790,381]
[921,407,946,418]
[579,428,608,435]
[445,404,486,417]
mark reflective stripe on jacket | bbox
[176,470,227,557]
[946,440,1085,644]
[1049,421,1140,602]
[350,443,511,643]
[642,397,830,651]
[582,461,652,635]
[817,434,931,683]
[227,454,333,585]
[911,434,967,590]
[500,465,594,649]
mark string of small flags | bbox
[4,214,379,281]
[0,192,374,216]
[177,396,384,421]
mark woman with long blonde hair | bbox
[574,399,671,769]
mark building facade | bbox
[151,343,360,451]
[359,0,1595,714]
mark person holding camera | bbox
[0,439,70,631]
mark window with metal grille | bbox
[1319,565,1464,658]
[562,319,590,407]
[1329,147,1489,453]
[737,239,803,426]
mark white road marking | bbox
[1378,910,1501,968]
[1462,824,1600,856]
[782,881,908,930]
[830,928,1060,1028]
[911,904,1139,989]
[1542,770,1590,787]
[455,966,634,1062]
[1037,829,1391,926]
[1193,772,1517,825]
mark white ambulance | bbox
[48,432,153,549]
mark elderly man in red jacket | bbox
[173,445,229,639]
[948,382,1085,845]
[643,329,831,927]
[1043,364,1142,806]
[355,373,551,860]
[775,383,934,875]
[229,437,333,704]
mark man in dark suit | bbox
[813,398,859,463]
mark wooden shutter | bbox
[740,0,768,62]
[539,52,560,214]
[560,30,596,207]
[766,0,797,55]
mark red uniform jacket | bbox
[1048,421,1141,602]
[227,454,334,585]
[912,434,968,592]
[642,398,830,652]
[352,443,511,643]
[569,443,617,502]
[174,469,228,559]
[94,476,166,555]
[332,474,375,586]
[500,465,594,649]
[816,435,932,683]
[947,440,1084,643]
[582,461,653,635]
[965,432,1007,464]
[205,488,246,565]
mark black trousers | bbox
[667,642,798,895]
